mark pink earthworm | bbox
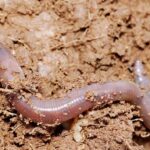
[8,81,142,125]
[0,44,24,82]
[134,60,150,90]
[1,44,150,129]
[134,60,150,128]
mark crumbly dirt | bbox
[0,0,150,149]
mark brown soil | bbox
[0,0,150,149]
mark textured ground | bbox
[0,0,150,149]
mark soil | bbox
[0,0,150,149]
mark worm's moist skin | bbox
[134,60,150,90]
[1,45,150,129]
[0,44,24,82]
[134,60,150,129]
[8,81,142,125]
[139,92,150,129]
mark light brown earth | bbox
[0,0,150,149]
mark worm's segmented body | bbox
[1,45,150,128]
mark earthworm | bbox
[0,44,24,82]
[134,60,150,90]
[134,60,150,128]
[8,81,142,125]
[1,45,150,129]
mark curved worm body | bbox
[134,60,150,128]
[0,44,24,82]
[8,81,142,125]
[1,45,150,129]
